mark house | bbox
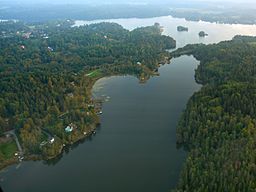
[67,93,74,98]
[49,137,55,144]
[96,111,103,115]
[137,62,142,65]
[47,46,54,52]
[20,45,25,49]
[65,125,73,133]
[65,123,76,133]
[87,104,95,108]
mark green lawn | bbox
[0,140,18,159]
[86,70,102,78]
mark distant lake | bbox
[74,16,256,48]
[1,16,256,192]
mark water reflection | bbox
[40,124,100,169]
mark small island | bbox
[199,31,208,37]
[177,26,188,32]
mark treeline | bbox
[0,21,175,159]
[0,4,172,22]
[170,8,256,25]
[174,36,256,191]
[1,22,175,72]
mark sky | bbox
[0,0,255,4]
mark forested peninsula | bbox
[2,19,256,192]
[173,36,256,191]
[0,20,176,169]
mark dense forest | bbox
[173,36,256,191]
[0,20,175,164]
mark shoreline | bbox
[0,75,101,171]
[0,54,171,172]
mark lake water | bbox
[75,16,256,48]
[1,16,256,192]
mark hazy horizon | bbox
[1,0,256,23]
[1,0,256,5]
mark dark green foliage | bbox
[0,21,175,158]
[0,22,175,72]
[175,36,256,191]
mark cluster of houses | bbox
[14,152,24,162]
[87,100,103,115]
[39,123,76,149]
[20,45,54,52]
[42,34,49,39]
[15,30,54,52]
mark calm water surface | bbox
[1,16,256,192]
[75,16,256,48]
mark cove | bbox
[0,56,200,192]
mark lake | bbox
[75,16,256,48]
[1,16,256,192]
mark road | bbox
[4,130,23,154]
